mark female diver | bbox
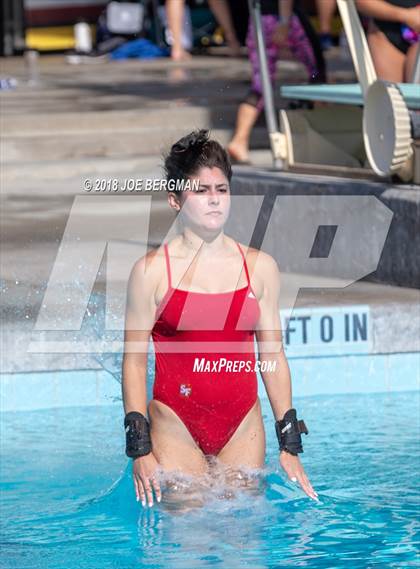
[122,130,318,507]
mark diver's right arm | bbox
[122,255,161,506]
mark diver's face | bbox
[179,167,231,232]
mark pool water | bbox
[1,390,419,568]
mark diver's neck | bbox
[181,228,226,255]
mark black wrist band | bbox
[124,411,152,458]
[275,408,308,456]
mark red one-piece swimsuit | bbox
[151,241,261,456]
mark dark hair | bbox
[164,129,232,193]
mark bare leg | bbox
[148,399,208,475]
[227,102,260,163]
[405,42,419,83]
[207,0,241,56]
[216,398,266,469]
[212,398,266,496]
[316,0,336,35]
[165,0,192,61]
[148,399,210,512]
[316,0,336,50]
[367,22,405,82]
[158,471,209,513]
[148,398,266,508]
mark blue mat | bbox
[110,38,169,60]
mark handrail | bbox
[336,0,377,97]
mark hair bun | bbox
[164,129,232,191]
[172,129,209,154]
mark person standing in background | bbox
[356,0,419,82]
[227,0,326,165]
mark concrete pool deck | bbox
[1,52,419,376]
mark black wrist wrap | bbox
[275,408,309,456]
[124,411,152,458]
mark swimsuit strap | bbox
[163,243,172,289]
[165,241,250,290]
[235,242,251,287]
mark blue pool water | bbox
[1,389,419,568]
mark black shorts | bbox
[373,19,413,54]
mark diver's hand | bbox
[132,452,162,507]
[279,450,318,501]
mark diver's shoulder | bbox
[133,247,158,269]
[130,246,166,287]
[239,245,280,272]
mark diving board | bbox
[280,83,420,111]
[248,0,419,181]
[277,0,419,181]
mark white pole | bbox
[336,0,376,97]
[248,0,284,168]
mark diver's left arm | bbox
[255,255,318,501]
